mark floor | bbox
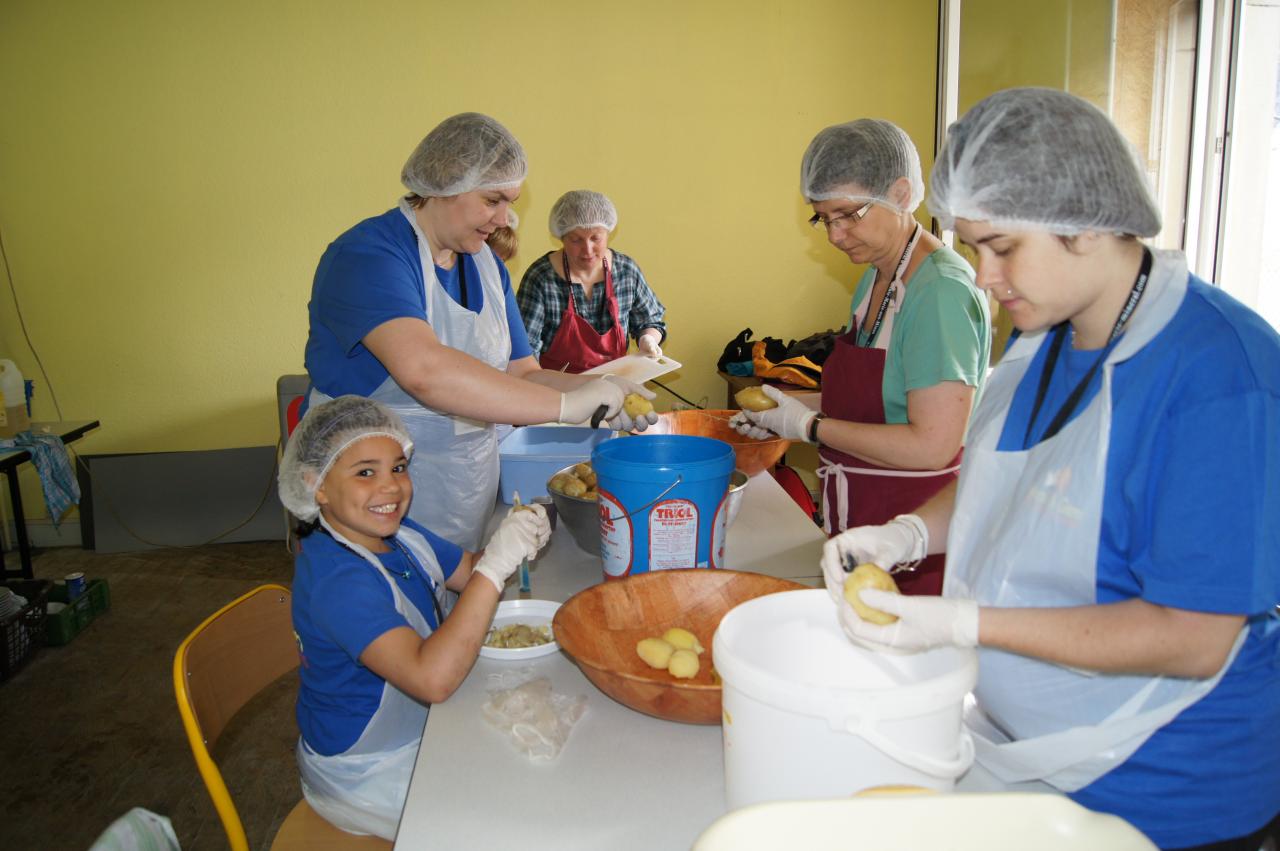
[0,540,299,851]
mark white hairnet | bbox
[549,190,617,238]
[928,87,1161,237]
[401,112,527,198]
[278,396,414,522]
[801,119,925,212]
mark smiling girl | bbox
[278,395,549,839]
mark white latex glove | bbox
[558,378,625,426]
[602,375,659,433]
[473,504,551,593]
[820,515,928,605]
[729,384,816,443]
[838,591,979,653]
[637,331,663,359]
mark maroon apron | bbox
[538,255,628,374]
[817,235,961,596]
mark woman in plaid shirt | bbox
[516,190,667,374]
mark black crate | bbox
[0,579,50,683]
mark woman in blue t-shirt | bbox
[304,113,654,553]
[278,396,550,840]
[823,88,1280,850]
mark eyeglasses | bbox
[808,201,874,232]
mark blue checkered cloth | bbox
[0,432,80,528]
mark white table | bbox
[391,474,1033,849]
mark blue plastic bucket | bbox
[591,435,735,579]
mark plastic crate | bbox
[497,426,616,504]
[0,579,50,682]
[46,578,110,646]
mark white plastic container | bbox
[714,589,978,808]
[693,794,1158,850]
[0,359,29,438]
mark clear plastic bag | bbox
[481,669,587,762]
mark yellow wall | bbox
[958,0,1113,114]
[0,0,939,519]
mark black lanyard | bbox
[858,224,921,348]
[1022,248,1153,448]
[391,538,444,629]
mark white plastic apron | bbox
[297,517,450,839]
[944,250,1246,792]
[310,199,512,551]
[817,225,960,527]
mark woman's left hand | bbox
[603,375,659,432]
[638,331,663,359]
[729,385,816,442]
[839,591,979,653]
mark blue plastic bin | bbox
[497,426,617,504]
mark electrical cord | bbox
[650,378,708,410]
[0,222,63,420]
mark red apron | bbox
[538,255,628,374]
[817,250,961,596]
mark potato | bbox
[572,462,597,488]
[843,563,900,625]
[667,648,700,679]
[581,488,598,501]
[734,386,778,412]
[623,393,654,418]
[636,637,675,669]
[549,472,587,498]
[661,627,704,655]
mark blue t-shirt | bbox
[304,207,534,399]
[292,517,462,756]
[997,276,1280,847]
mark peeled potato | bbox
[661,627,704,655]
[735,386,778,412]
[636,637,675,669]
[843,563,900,626]
[581,488,597,500]
[623,393,654,418]
[668,648,700,679]
[572,462,597,487]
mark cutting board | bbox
[582,353,682,384]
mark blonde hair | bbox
[486,226,519,262]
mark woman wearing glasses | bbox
[733,118,991,595]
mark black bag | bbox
[717,328,757,373]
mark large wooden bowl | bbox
[649,410,790,476]
[553,569,806,724]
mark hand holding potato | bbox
[843,563,900,625]
[734,386,778,412]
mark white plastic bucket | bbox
[714,589,978,808]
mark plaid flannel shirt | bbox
[516,250,667,357]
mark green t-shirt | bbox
[846,246,991,425]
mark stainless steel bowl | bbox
[547,463,600,555]
[725,469,749,526]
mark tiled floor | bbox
[0,540,298,850]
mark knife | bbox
[590,404,609,429]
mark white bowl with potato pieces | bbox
[479,599,562,660]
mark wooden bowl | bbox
[553,569,806,724]
[650,410,790,476]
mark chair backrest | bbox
[173,584,296,851]
[276,374,310,446]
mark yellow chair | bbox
[173,584,391,850]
